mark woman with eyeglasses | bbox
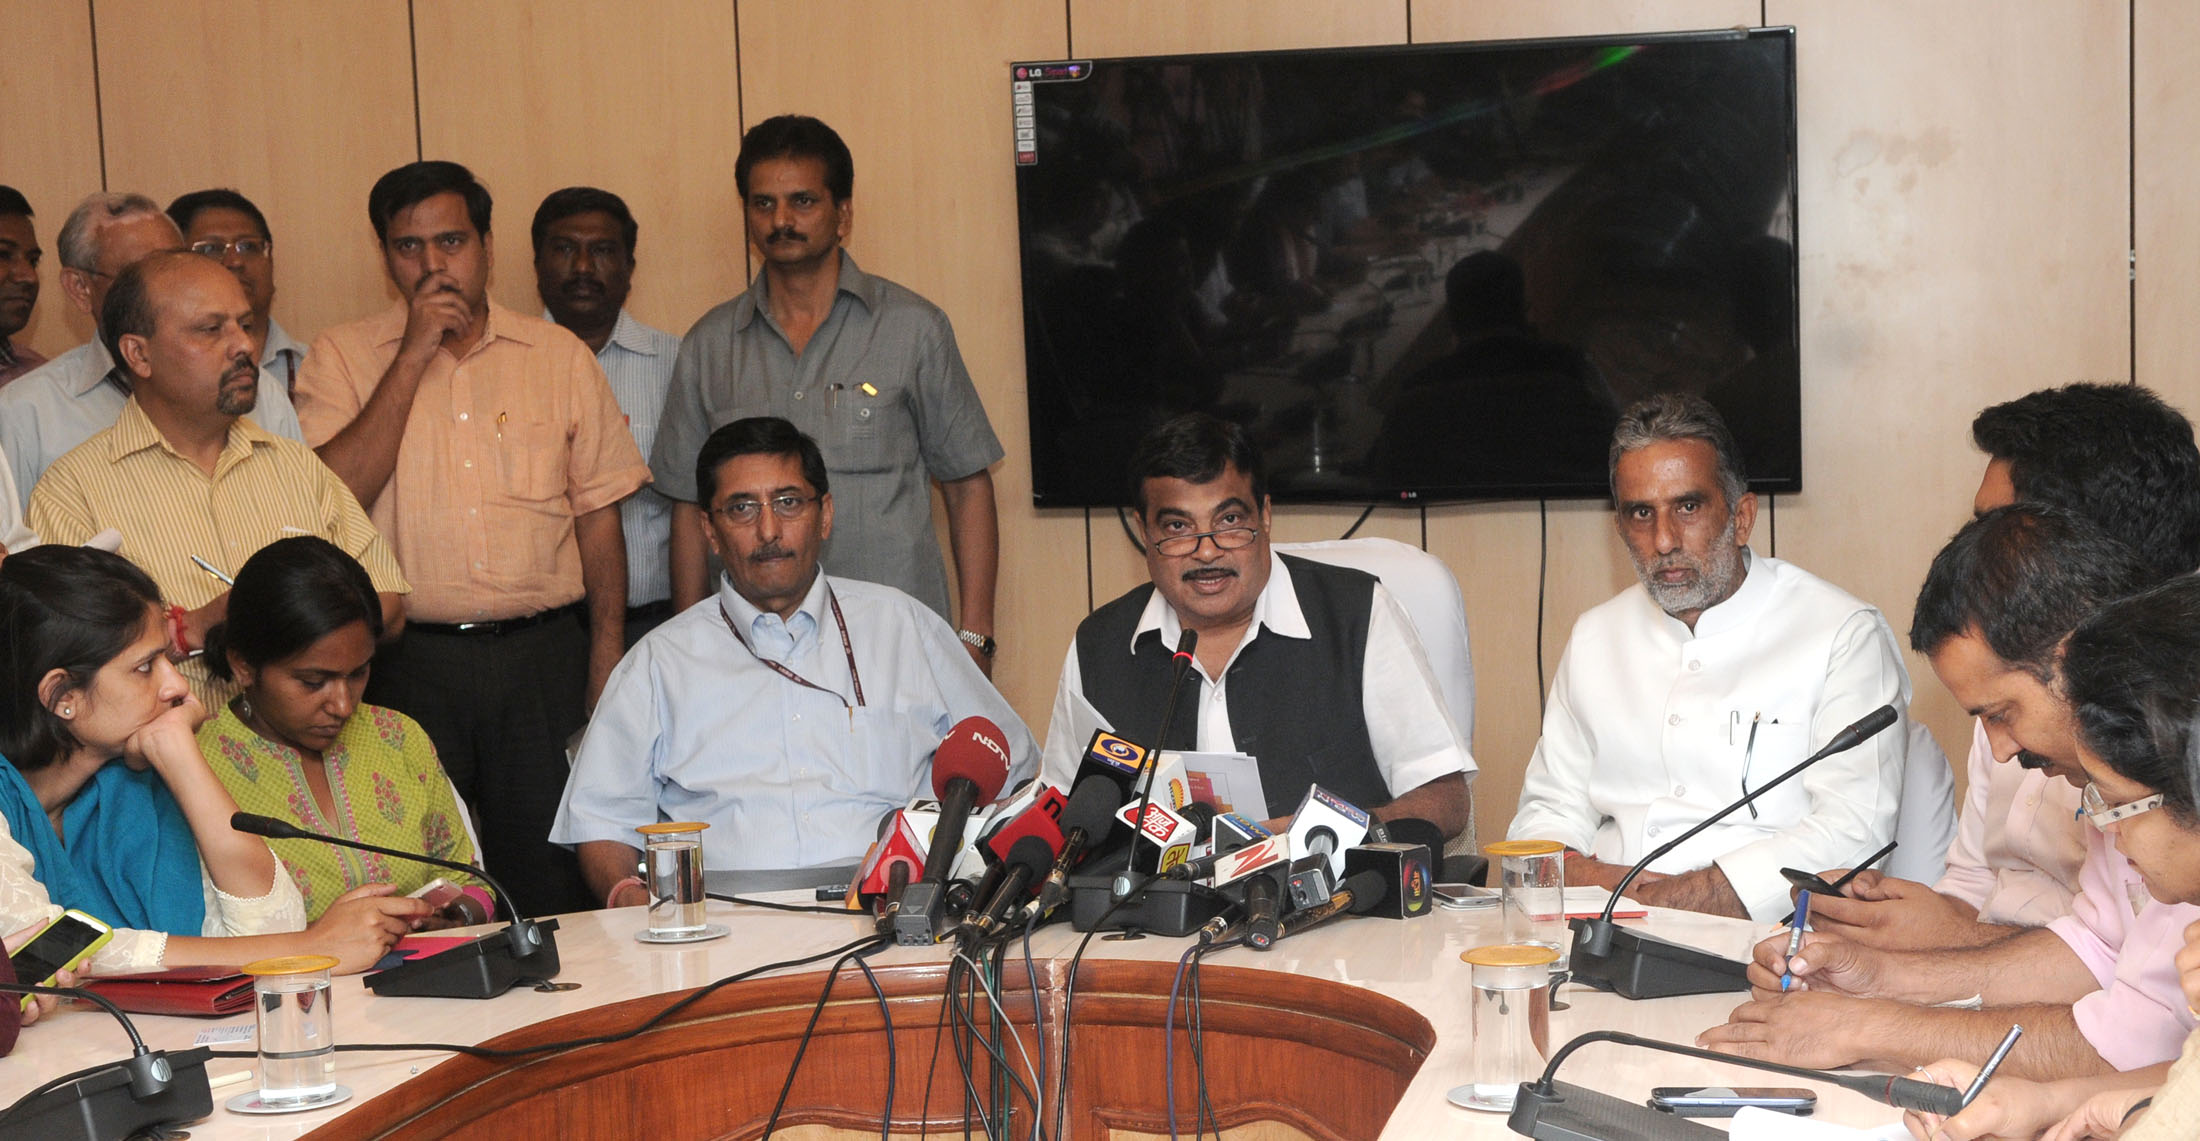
[1905,577,2200,1140]
[0,545,428,978]
[199,537,490,926]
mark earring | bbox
[57,705,72,717]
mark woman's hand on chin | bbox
[120,694,209,774]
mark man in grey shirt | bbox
[652,114,1006,675]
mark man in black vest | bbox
[1038,413,1474,839]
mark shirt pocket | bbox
[495,417,571,513]
[1736,715,1812,822]
[842,704,934,805]
[823,374,917,476]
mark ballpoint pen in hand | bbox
[1781,890,1811,991]
[1960,1024,2024,1108]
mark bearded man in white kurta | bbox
[1508,394,1916,921]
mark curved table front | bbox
[0,899,1915,1139]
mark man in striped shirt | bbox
[27,251,407,710]
[532,187,680,648]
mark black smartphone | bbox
[1649,1086,1816,1117]
[1779,867,1845,897]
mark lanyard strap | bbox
[718,588,866,710]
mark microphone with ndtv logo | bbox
[892,717,1011,945]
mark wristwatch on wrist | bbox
[956,628,997,658]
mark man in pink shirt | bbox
[1699,505,2198,1078]
[1805,384,2200,951]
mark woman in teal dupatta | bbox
[0,546,430,975]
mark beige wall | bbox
[3,1,2173,848]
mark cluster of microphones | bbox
[851,634,1437,951]
[848,720,1437,948]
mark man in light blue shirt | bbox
[552,417,1034,901]
[0,191,300,508]
[532,187,680,646]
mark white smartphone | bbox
[1431,882,1500,910]
[1649,1086,1816,1117]
[407,878,463,911]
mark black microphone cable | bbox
[705,892,852,915]
[759,934,902,1140]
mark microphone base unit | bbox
[1566,918,1749,1000]
[9,1046,214,1140]
[1066,873,1224,936]
[1507,1080,1723,1140]
[364,919,562,1000]
[891,882,952,946]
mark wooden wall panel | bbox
[2137,0,2200,410]
[0,0,104,357]
[411,0,746,340]
[1767,0,2131,769]
[95,0,417,346]
[1069,1,1408,59]
[735,0,1072,727]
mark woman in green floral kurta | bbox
[197,538,489,924]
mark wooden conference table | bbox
[0,895,1916,1139]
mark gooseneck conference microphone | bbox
[230,812,561,999]
[892,717,1011,945]
[1123,629,1198,851]
[1568,703,1900,1000]
[1507,1029,1963,1140]
[0,979,214,1139]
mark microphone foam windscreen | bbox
[1006,833,1058,877]
[1178,802,1218,842]
[933,717,1011,801]
[1063,778,1124,837]
[1380,817,1446,856]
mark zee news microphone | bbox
[230,812,560,999]
[894,717,1012,945]
[0,980,214,1140]
[1567,703,1900,1001]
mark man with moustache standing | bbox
[1508,394,1919,921]
[532,187,680,646]
[0,192,301,507]
[26,251,407,709]
[0,186,47,386]
[295,161,648,917]
[650,115,1006,675]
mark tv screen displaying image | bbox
[1012,27,1799,506]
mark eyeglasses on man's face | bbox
[1149,525,1261,558]
[711,493,821,525]
[188,237,271,261]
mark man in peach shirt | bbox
[295,161,648,916]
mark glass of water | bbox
[1484,839,1569,974]
[1453,943,1556,1112]
[242,955,339,1108]
[638,821,709,936]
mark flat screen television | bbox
[1011,27,1799,506]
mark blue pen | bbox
[1781,890,1811,992]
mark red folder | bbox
[84,967,255,1017]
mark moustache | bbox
[560,276,603,294]
[2014,751,2054,771]
[748,543,795,563]
[767,228,804,244]
[1181,566,1237,583]
[222,353,256,382]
